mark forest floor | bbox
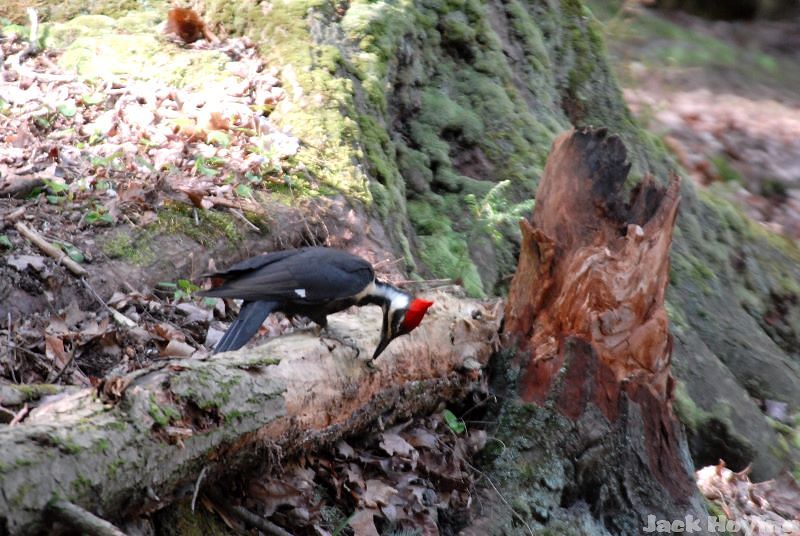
[593,2,800,239]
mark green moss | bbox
[10,482,33,509]
[101,230,155,265]
[108,459,125,479]
[92,438,111,454]
[670,250,716,292]
[156,204,241,246]
[672,382,708,431]
[149,394,181,428]
[46,432,84,455]
[710,155,742,183]
[12,383,61,400]
[106,420,128,432]
[417,233,485,297]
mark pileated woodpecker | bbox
[198,247,434,359]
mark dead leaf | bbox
[154,323,186,342]
[348,509,380,536]
[405,428,438,450]
[336,440,356,460]
[7,254,47,272]
[160,339,195,357]
[97,375,133,402]
[362,479,398,509]
[379,432,415,457]
[44,334,68,366]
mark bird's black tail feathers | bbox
[213,300,277,354]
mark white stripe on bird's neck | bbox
[371,281,410,310]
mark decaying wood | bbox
[14,222,89,277]
[504,128,695,501]
[0,292,499,534]
[44,500,126,536]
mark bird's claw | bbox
[319,329,361,358]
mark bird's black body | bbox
[198,247,431,357]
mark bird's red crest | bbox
[402,299,434,331]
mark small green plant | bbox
[80,93,105,106]
[53,241,85,263]
[156,279,200,302]
[84,204,114,225]
[57,102,77,118]
[90,151,123,170]
[234,183,253,198]
[194,155,224,177]
[443,409,466,434]
[43,179,71,204]
[0,235,12,249]
[465,180,535,244]
[206,130,230,147]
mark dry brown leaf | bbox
[154,323,186,342]
[160,339,195,357]
[97,375,133,402]
[7,254,47,272]
[348,509,380,536]
[362,479,398,509]
[44,334,68,367]
[405,428,438,450]
[379,432,415,457]
[336,440,356,459]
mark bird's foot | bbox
[319,327,361,358]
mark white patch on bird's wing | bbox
[294,288,307,298]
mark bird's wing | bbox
[202,248,304,279]
[292,248,375,302]
[198,247,374,303]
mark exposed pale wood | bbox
[499,128,704,530]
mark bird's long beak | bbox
[372,336,391,360]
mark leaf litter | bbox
[220,412,488,535]
[0,14,302,390]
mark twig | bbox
[22,8,40,60]
[81,278,138,328]
[206,490,293,536]
[191,466,208,512]
[45,499,127,536]
[0,340,47,362]
[228,208,260,231]
[15,222,88,276]
[1,206,26,226]
[9,403,29,426]
[6,312,17,384]
[48,346,76,384]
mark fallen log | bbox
[0,292,500,534]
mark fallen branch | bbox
[14,222,88,276]
[205,490,293,536]
[45,500,126,536]
[81,278,138,328]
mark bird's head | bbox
[373,297,434,360]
